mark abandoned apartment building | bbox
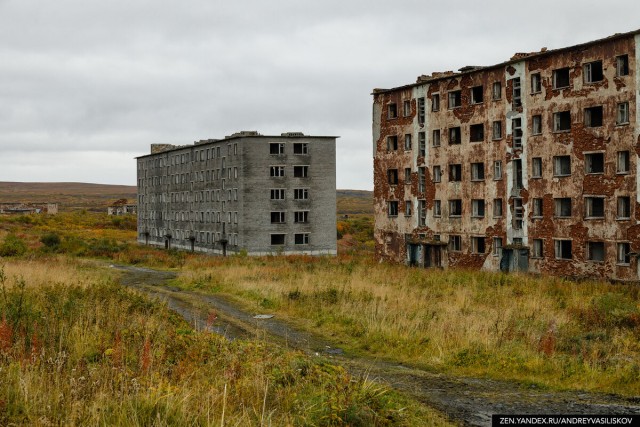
[372,29,640,280]
[136,131,337,255]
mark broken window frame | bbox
[432,165,441,183]
[531,239,543,258]
[270,234,286,245]
[553,111,571,132]
[448,235,462,252]
[513,159,523,190]
[294,211,309,224]
[404,168,411,184]
[583,60,604,84]
[493,160,502,180]
[404,134,412,150]
[270,189,285,200]
[617,242,631,265]
[449,164,462,182]
[554,197,572,218]
[433,200,441,217]
[532,157,542,178]
[470,85,484,104]
[403,100,411,117]
[270,211,286,224]
[293,143,309,155]
[471,162,485,181]
[388,103,397,119]
[616,102,629,125]
[585,152,605,174]
[432,129,441,147]
[405,200,412,217]
[294,188,309,200]
[617,151,630,174]
[431,93,440,111]
[492,121,502,140]
[387,169,399,185]
[531,73,542,93]
[616,54,629,77]
[586,241,605,262]
[270,165,285,177]
[419,167,426,192]
[388,201,399,217]
[419,200,427,224]
[493,237,503,257]
[293,165,309,178]
[469,123,484,142]
[471,236,486,254]
[617,196,631,219]
[419,131,426,155]
[270,143,285,155]
[512,118,523,148]
[553,156,571,176]
[417,97,426,124]
[532,115,542,135]
[492,81,502,100]
[512,77,522,108]
[449,199,462,217]
[493,198,503,218]
[553,67,571,89]
[554,239,572,260]
[513,198,524,230]
[448,90,462,109]
[584,106,603,128]
[448,127,461,145]
[294,233,310,245]
[471,199,485,218]
[386,135,398,151]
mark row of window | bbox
[386,103,630,152]
[270,211,309,224]
[139,166,239,187]
[441,235,631,265]
[270,188,309,200]
[389,195,633,221]
[387,54,630,119]
[269,142,309,155]
[271,233,310,245]
[139,143,239,170]
[172,211,239,224]
[144,228,239,246]
[270,165,309,177]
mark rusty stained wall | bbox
[373,32,640,280]
[525,35,638,280]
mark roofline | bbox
[372,28,640,95]
[135,134,340,159]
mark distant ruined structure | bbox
[107,199,137,215]
[0,203,58,215]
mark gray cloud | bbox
[1,0,639,189]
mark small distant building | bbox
[107,199,137,215]
[0,203,58,215]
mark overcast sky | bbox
[1,0,639,190]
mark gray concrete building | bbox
[136,131,337,255]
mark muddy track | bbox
[113,264,640,426]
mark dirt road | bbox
[114,264,640,426]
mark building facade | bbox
[373,30,640,280]
[137,131,337,255]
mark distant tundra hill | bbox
[0,182,372,215]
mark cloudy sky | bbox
[1,0,639,190]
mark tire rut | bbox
[113,264,640,427]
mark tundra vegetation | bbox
[0,212,446,426]
[0,209,639,423]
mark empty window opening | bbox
[432,166,441,183]
[553,156,571,176]
[448,235,462,252]
[294,211,309,223]
[270,143,285,155]
[388,201,399,217]
[584,106,603,127]
[616,55,629,77]
[432,129,441,147]
[293,143,309,154]
[512,77,522,108]
[617,151,630,173]
[432,93,440,111]
[270,189,285,200]
[404,134,412,150]
[471,162,485,180]
[587,241,605,262]
[449,127,461,145]
[555,198,572,217]
[617,102,629,124]
[470,124,484,142]
[448,90,462,109]
[294,166,309,177]
[585,153,604,174]
[419,167,426,191]
[513,159,523,190]
[403,100,411,117]
[387,135,398,151]
[471,199,485,217]
[388,103,397,119]
[493,237,503,256]
[294,188,309,200]
[419,200,427,225]
[553,111,571,132]
[449,164,462,182]
[617,196,631,219]
[584,61,603,83]
[471,236,486,254]
[532,115,542,135]
[493,198,503,217]
[512,118,522,147]
[494,160,502,180]
[271,211,286,224]
[532,157,542,178]
[418,97,426,124]
[555,240,572,260]
[419,132,426,155]
[405,201,412,216]
[513,198,524,229]
[387,169,399,185]
[295,233,310,245]
[432,200,440,218]
[404,168,411,183]
[553,67,571,89]
[533,198,543,217]
[271,234,285,245]
[492,81,502,100]
[531,73,542,93]
[532,239,543,258]
[471,86,483,104]
[449,199,462,217]
[492,121,502,140]
[270,166,285,177]
[617,242,631,265]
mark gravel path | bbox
[114,264,640,426]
